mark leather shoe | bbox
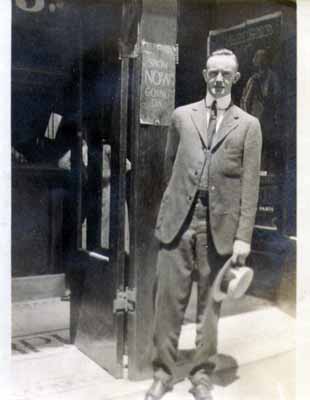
[145,379,171,400]
[189,383,213,400]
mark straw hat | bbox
[212,257,254,302]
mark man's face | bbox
[203,55,240,98]
[253,50,267,70]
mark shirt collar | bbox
[205,93,231,110]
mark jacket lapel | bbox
[190,100,208,148]
[211,105,240,151]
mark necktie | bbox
[207,100,217,150]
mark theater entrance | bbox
[11,0,296,382]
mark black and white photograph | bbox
[0,0,309,399]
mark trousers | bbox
[152,192,227,386]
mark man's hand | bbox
[57,140,88,171]
[58,149,71,170]
[232,240,251,265]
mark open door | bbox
[69,1,128,378]
[72,62,129,377]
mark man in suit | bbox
[145,49,262,400]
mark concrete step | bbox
[12,274,65,303]
[12,297,69,338]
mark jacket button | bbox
[188,195,192,201]
[210,185,215,191]
[194,170,198,176]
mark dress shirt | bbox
[205,93,231,132]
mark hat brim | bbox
[212,257,254,302]
[212,257,234,302]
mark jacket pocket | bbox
[222,149,242,177]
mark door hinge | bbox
[113,287,136,313]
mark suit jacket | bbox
[155,99,262,256]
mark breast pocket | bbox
[222,147,243,177]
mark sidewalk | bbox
[12,346,294,400]
[12,301,295,400]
